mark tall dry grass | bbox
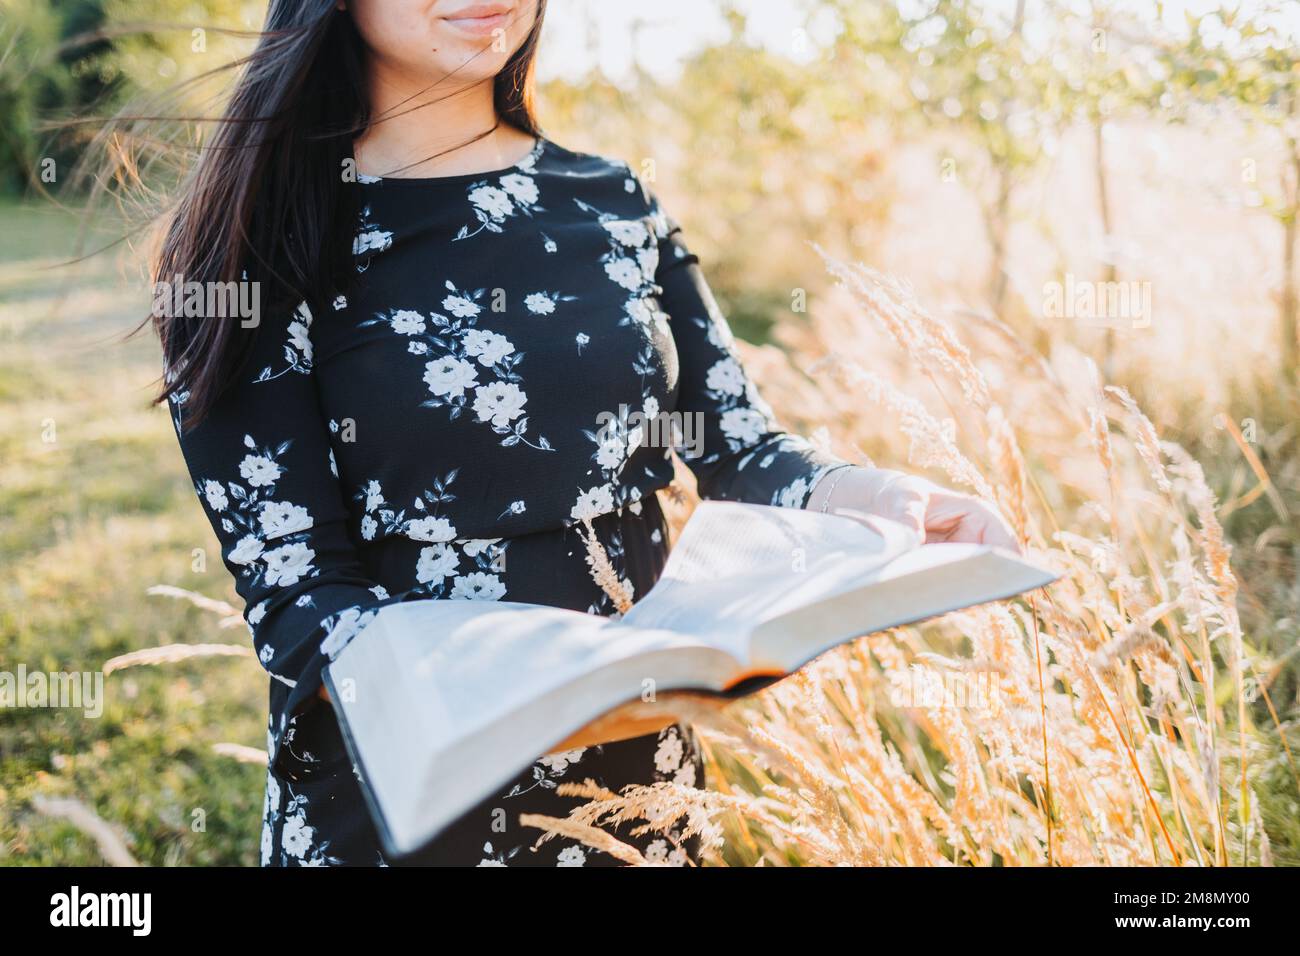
[116,258,1289,866]
[537,255,1291,867]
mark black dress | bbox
[168,135,841,866]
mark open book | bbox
[324,501,1056,857]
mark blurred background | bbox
[1,0,1297,865]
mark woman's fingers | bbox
[927,495,1020,551]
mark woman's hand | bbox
[807,466,1020,552]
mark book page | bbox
[326,504,1056,855]
[751,545,1058,672]
[327,599,742,855]
[346,600,716,748]
[623,502,919,656]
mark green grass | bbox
[0,200,266,865]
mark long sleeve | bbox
[166,301,405,770]
[648,194,847,508]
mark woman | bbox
[158,0,1015,866]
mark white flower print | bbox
[260,814,274,867]
[455,148,544,241]
[332,295,347,310]
[405,515,456,543]
[423,356,479,399]
[476,841,517,866]
[265,761,280,806]
[450,572,506,601]
[281,810,315,859]
[353,228,392,255]
[197,434,324,592]
[262,542,316,587]
[499,173,538,205]
[719,406,767,446]
[645,840,689,866]
[364,281,553,451]
[595,430,628,470]
[555,845,586,867]
[229,535,265,566]
[442,292,483,319]
[240,454,281,488]
[705,310,736,350]
[571,484,614,522]
[472,381,527,428]
[524,292,555,315]
[389,309,426,335]
[705,357,746,396]
[416,543,459,585]
[360,514,378,541]
[247,601,267,626]
[259,500,312,538]
[287,318,313,363]
[604,256,643,291]
[320,606,377,659]
[356,472,502,601]
[602,218,649,246]
[460,537,501,557]
[203,479,228,511]
[498,499,527,519]
[468,184,512,220]
[777,476,810,510]
[636,245,659,282]
[654,728,685,774]
[260,771,279,866]
[255,301,314,382]
[537,748,586,774]
[363,480,385,513]
[462,328,514,366]
[624,296,654,327]
[507,743,589,801]
[353,204,393,257]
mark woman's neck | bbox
[354,67,534,179]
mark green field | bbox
[0,201,266,865]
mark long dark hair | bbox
[153,0,547,428]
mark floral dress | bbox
[168,136,842,866]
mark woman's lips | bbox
[442,11,510,36]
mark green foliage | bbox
[0,0,119,194]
